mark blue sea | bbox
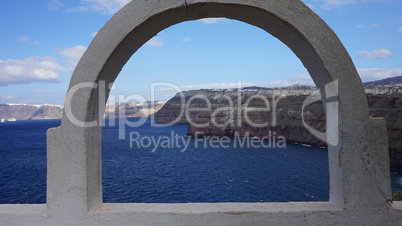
[1,118,401,204]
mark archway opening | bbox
[101,19,330,203]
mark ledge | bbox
[0,204,46,214]
[391,201,402,210]
[91,202,342,214]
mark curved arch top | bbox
[46,0,390,218]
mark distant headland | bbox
[155,76,402,168]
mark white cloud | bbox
[18,36,30,42]
[70,0,130,14]
[306,3,315,9]
[357,68,402,82]
[356,24,379,29]
[323,0,357,9]
[305,0,357,10]
[146,37,164,47]
[18,36,40,45]
[199,18,228,24]
[263,69,402,87]
[399,27,402,34]
[32,90,62,94]
[0,57,65,86]
[264,73,315,88]
[48,0,63,11]
[358,49,392,59]
[1,94,15,100]
[69,6,89,12]
[91,31,98,37]
[0,45,87,87]
[58,45,87,71]
[179,82,256,91]
[182,37,191,43]
[158,74,315,94]
[59,46,87,60]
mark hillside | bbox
[0,104,63,121]
[0,101,166,122]
[155,86,402,169]
[364,76,402,88]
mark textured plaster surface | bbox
[1,0,402,225]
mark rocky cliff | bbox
[0,101,167,121]
[155,87,402,168]
[0,104,63,121]
[364,76,402,88]
[103,101,167,118]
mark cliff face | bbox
[156,89,318,124]
[104,101,167,118]
[0,104,63,121]
[364,76,402,88]
[156,88,402,169]
[365,93,402,169]
[156,89,327,145]
[0,101,167,121]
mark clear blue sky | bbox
[0,0,401,105]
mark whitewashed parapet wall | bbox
[1,0,401,225]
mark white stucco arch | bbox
[1,0,401,225]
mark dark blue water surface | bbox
[0,119,54,204]
[1,118,401,204]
